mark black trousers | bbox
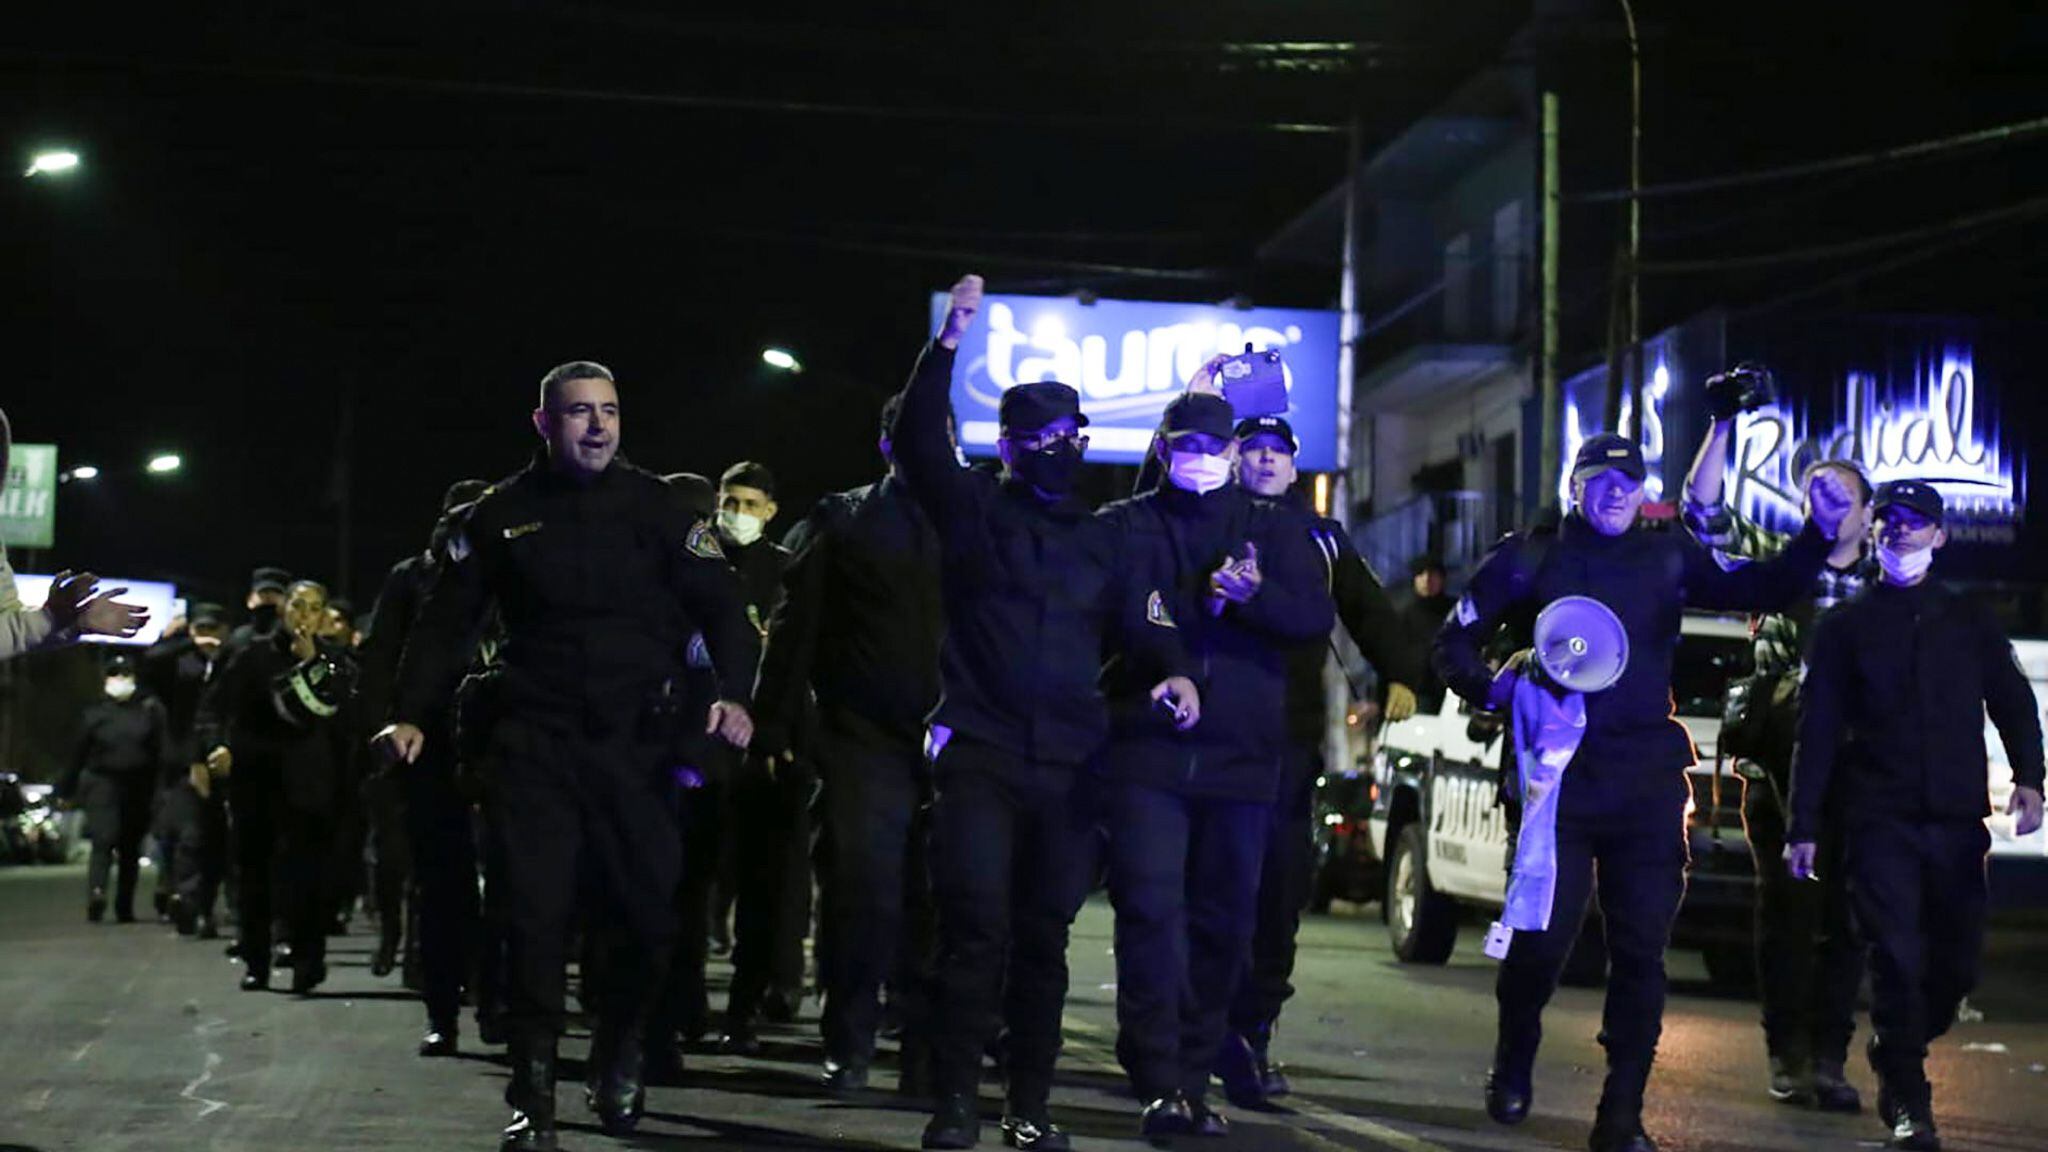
[1101,777,1271,1102]
[485,716,680,1042]
[361,770,410,956]
[156,781,228,918]
[927,737,1095,1110]
[812,718,933,1066]
[1228,745,1320,1035]
[661,763,729,1046]
[403,749,481,1031]
[229,760,334,973]
[1742,772,1861,1068]
[1846,815,1988,1110]
[1496,772,1688,1114]
[726,754,813,1018]
[82,771,156,913]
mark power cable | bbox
[1638,194,2048,274]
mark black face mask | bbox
[1010,438,1084,495]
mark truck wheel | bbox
[1386,824,1459,963]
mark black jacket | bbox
[394,452,760,738]
[1789,578,2045,842]
[1394,589,1455,713]
[753,475,943,754]
[890,341,1190,768]
[139,635,224,774]
[1280,506,1425,747]
[195,629,358,810]
[1434,512,1829,794]
[1099,482,1334,801]
[65,695,169,785]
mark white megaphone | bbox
[1531,595,1629,693]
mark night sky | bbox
[7,2,2047,612]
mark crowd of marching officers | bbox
[33,273,2044,1152]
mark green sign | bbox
[1,443,57,549]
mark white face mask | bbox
[105,677,137,701]
[1878,542,1934,585]
[717,509,765,547]
[1167,451,1233,495]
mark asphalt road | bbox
[2,863,2045,1152]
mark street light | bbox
[64,465,100,482]
[761,347,803,374]
[146,453,182,475]
[25,150,80,178]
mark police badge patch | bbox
[1454,594,1478,626]
[685,521,726,560]
[1146,590,1177,629]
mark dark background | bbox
[6,2,2047,609]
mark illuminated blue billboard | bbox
[929,293,1342,471]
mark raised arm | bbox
[890,275,983,529]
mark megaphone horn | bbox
[1532,595,1630,694]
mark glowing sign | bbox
[933,293,1341,470]
[1731,349,2023,542]
[12,574,181,647]
[1557,356,1674,505]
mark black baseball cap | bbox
[1874,479,1945,525]
[1233,415,1299,453]
[1160,394,1235,442]
[1409,554,1446,577]
[188,601,229,629]
[250,567,292,595]
[1571,433,1648,482]
[999,381,1089,436]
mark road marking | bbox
[24,1086,53,1113]
[1061,1014,1460,1152]
[180,1051,228,1119]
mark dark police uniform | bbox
[391,449,758,1144]
[720,531,810,1037]
[61,684,170,921]
[197,628,358,988]
[1434,435,1828,1149]
[1790,483,2044,1145]
[1227,466,1424,1100]
[891,339,1191,1145]
[1095,396,1335,1122]
[360,529,488,1045]
[752,471,943,1082]
[141,626,230,933]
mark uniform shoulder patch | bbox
[1146,590,1177,629]
[1454,594,1479,626]
[502,521,543,541]
[685,520,726,560]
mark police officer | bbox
[714,461,813,1052]
[59,655,170,923]
[1394,556,1455,713]
[357,479,491,1055]
[1093,395,1334,1136]
[751,393,944,1093]
[1219,414,1424,1109]
[199,579,358,995]
[226,568,293,657]
[1435,432,1849,1152]
[376,361,760,1152]
[897,275,1200,1152]
[1683,425,1875,1111]
[142,602,233,937]
[1787,480,2045,1152]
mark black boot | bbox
[155,890,172,920]
[1589,1088,1657,1152]
[88,890,108,923]
[1140,1092,1195,1138]
[1888,1106,1940,1151]
[584,1021,647,1136]
[419,1023,459,1058]
[171,895,198,937]
[1213,1032,1268,1110]
[1811,1058,1862,1114]
[1250,1023,1291,1099]
[501,1035,558,1151]
[923,1093,981,1150]
[1485,1039,1534,1126]
[371,935,399,978]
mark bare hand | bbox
[707,700,754,749]
[76,587,150,639]
[1150,676,1202,731]
[1804,469,1854,541]
[2011,785,2045,837]
[41,571,99,626]
[1384,682,1418,723]
[1209,542,1263,604]
[1783,840,1819,880]
[373,723,425,765]
[189,763,211,799]
[205,746,234,777]
[1185,354,1230,397]
[937,274,984,350]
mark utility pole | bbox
[1540,91,1562,517]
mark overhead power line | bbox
[1573,111,2048,203]
[1637,194,2048,274]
